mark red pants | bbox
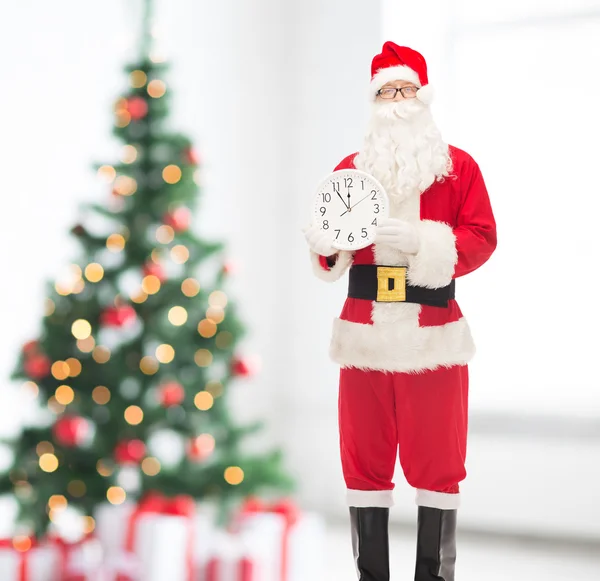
[338,365,468,510]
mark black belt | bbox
[348,264,455,308]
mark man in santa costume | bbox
[303,42,497,580]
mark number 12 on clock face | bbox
[312,169,389,251]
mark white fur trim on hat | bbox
[416,489,461,510]
[416,84,435,105]
[371,65,421,95]
[347,488,394,508]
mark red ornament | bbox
[52,416,88,448]
[163,207,191,233]
[183,147,199,166]
[114,439,146,465]
[222,260,238,276]
[158,381,185,407]
[127,97,148,121]
[24,354,51,380]
[143,261,167,282]
[100,305,137,328]
[231,356,259,378]
[22,340,40,356]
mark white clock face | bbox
[312,169,389,251]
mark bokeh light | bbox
[98,165,116,183]
[72,319,92,340]
[181,278,200,297]
[55,385,75,406]
[114,176,137,196]
[194,349,213,367]
[77,336,96,353]
[198,319,218,338]
[147,80,167,98]
[85,263,105,282]
[107,234,126,252]
[92,346,111,364]
[48,495,68,512]
[66,358,82,377]
[140,356,159,375]
[51,361,70,381]
[97,460,113,477]
[224,466,245,485]
[67,480,87,498]
[22,381,39,399]
[206,307,225,324]
[162,164,182,184]
[156,225,175,244]
[130,70,147,88]
[13,537,32,552]
[92,386,111,405]
[141,457,161,476]
[44,298,56,317]
[168,306,188,326]
[205,380,224,398]
[142,275,161,295]
[209,291,228,308]
[122,145,138,164]
[170,245,189,264]
[194,391,214,411]
[156,344,175,364]
[36,441,54,456]
[124,405,144,425]
[39,453,59,473]
[107,486,126,505]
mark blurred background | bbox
[1,0,599,579]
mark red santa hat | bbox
[370,41,434,105]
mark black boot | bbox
[414,507,457,581]
[349,507,390,581]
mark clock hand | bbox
[336,191,349,209]
[340,192,372,217]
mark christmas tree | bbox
[2,0,293,538]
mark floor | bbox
[324,521,599,580]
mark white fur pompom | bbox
[416,84,435,105]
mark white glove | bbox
[374,218,420,254]
[302,223,337,257]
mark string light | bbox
[85,263,104,283]
[77,336,96,353]
[72,319,92,340]
[44,298,55,316]
[194,349,213,367]
[205,380,224,398]
[181,278,200,297]
[141,457,161,476]
[198,319,217,338]
[107,234,126,252]
[209,291,228,308]
[130,70,147,88]
[170,245,189,264]
[97,460,113,477]
[36,441,54,456]
[122,145,138,164]
[66,357,82,377]
[140,356,159,375]
[168,306,188,326]
[206,307,225,324]
[51,361,70,381]
[142,275,161,295]
[124,405,144,425]
[150,249,162,264]
[67,480,86,497]
[115,110,131,128]
[92,346,111,364]
[98,165,117,183]
[107,486,126,505]
[224,466,245,485]
[131,290,149,304]
[114,176,137,196]
[156,225,175,244]
[71,279,86,294]
[47,397,66,415]
[48,495,68,512]
[22,381,39,399]
[83,516,95,534]
[147,80,167,98]
[156,344,175,364]
[13,537,32,552]
[162,164,182,184]
[55,385,75,406]
[193,434,215,457]
[92,385,111,405]
[194,391,214,411]
[39,453,59,473]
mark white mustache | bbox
[372,99,425,121]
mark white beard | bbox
[354,99,452,207]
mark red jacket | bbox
[310,145,497,373]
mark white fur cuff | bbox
[310,250,353,282]
[407,220,457,289]
[416,489,461,510]
[347,489,394,508]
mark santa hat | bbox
[370,41,434,105]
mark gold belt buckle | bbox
[376,266,407,302]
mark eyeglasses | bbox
[377,86,419,99]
